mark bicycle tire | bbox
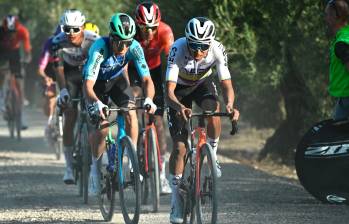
[73,125,83,196]
[137,131,149,205]
[81,123,90,204]
[196,143,218,224]
[98,149,116,221]
[182,156,196,224]
[147,128,160,212]
[119,136,141,224]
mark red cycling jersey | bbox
[135,21,174,69]
[0,23,31,53]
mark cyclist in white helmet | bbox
[165,17,239,223]
[51,9,99,184]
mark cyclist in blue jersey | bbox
[83,13,156,191]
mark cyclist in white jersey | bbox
[51,9,99,184]
[165,17,240,223]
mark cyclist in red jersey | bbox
[0,15,32,129]
[131,2,174,194]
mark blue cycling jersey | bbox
[83,37,150,81]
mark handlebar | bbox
[189,111,238,136]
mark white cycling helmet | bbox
[60,9,86,27]
[185,17,215,44]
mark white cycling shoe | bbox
[160,176,172,195]
[63,167,74,185]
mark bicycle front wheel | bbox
[119,136,141,224]
[147,128,160,212]
[196,143,218,224]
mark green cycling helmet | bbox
[109,13,136,40]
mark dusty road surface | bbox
[1,108,349,224]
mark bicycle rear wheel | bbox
[98,151,116,221]
[147,128,160,212]
[53,113,63,160]
[196,143,218,224]
[137,132,149,205]
[119,136,141,224]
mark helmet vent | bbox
[110,22,117,32]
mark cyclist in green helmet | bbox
[83,13,156,194]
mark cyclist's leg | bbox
[150,66,172,193]
[61,70,80,184]
[194,78,222,177]
[109,73,138,146]
[167,100,190,223]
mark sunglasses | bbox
[188,42,210,51]
[138,25,158,32]
[63,26,81,34]
[110,34,133,48]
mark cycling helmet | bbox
[185,17,215,44]
[84,21,100,35]
[135,2,161,27]
[109,13,136,40]
[60,9,86,27]
[3,15,19,32]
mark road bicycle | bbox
[136,98,161,212]
[178,111,237,224]
[46,102,63,160]
[98,107,142,224]
[4,75,22,140]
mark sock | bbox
[47,115,53,126]
[63,146,74,169]
[160,155,166,179]
[207,137,220,155]
[170,174,182,208]
[91,156,100,176]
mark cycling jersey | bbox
[51,30,99,67]
[166,37,231,86]
[38,37,59,72]
[83,37,150,81]
[0,23,31,52]
[135,21,174,69]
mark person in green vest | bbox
[325,0,349,120]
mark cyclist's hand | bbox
[58,88,70,106]
[44,76,53,86]
[143,97,157,114]
[96,100,108,120]
[179,106,192,121]
[231,108,240,121]
[23,52,32,64]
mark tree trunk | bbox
[258,46,316,164]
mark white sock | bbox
[47,115,53,126]
[170,174,182,206]
[63,146,74,169]
[207,137,220,155]
[160,155,166,179]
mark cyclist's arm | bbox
[335,41,349,71]
[162,25,174,57]
[221,79,235,111]
[83,39,105,103]
[166,81,185,111]
[131,41,155,99]
[37,39,51,80]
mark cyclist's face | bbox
[64,26,83,43]
[110,34,132,55]
[138,24,158,41]
[187,42,210,61]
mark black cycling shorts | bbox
[167,77,219,140]
[64,62,82,108]
[0,49,21,78]
[129,65,165,116]
[93,73,135,107]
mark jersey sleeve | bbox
[161,24,174,56]
[83,38,106,81]
[214,43,231,81]
[130,41,150,78]
[18,24,31,52]
[38,39,51,70]
[165,45,179,83]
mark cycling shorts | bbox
[93,73,135,108]
[0,49,21,78]
[64,62,82,108]
[129,65,164,115]
[167,77,219,140]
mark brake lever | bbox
[230,120,238,135]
